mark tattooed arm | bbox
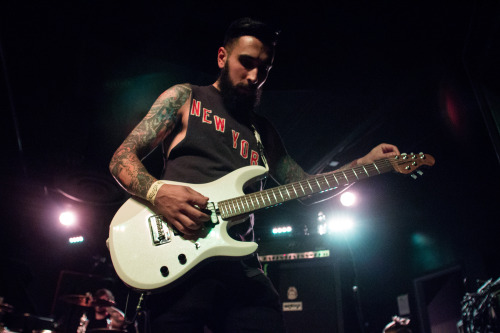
[109,84,210,235]
[109,84,190,197]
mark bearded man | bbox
[109,17,399,333]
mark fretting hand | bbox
[356,143,400,165]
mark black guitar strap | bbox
[251,124,269,172]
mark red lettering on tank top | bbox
[202,108,212,124]
[232,130,240,149]
[240,140,249,159]
[250,150,259,165]
[214,115,226,132]
[190,99,201,117]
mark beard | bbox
[218,61,262,122]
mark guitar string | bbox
[220,156,430,217]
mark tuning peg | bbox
[416,170,423,176]
[411,174,418,180]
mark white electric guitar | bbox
[108,153,434,292]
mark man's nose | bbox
[247,68,259,85]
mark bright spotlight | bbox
[340,191,356,207]
[327,216,354,233]
[59,211,76,226]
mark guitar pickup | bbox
[148,215,172,246]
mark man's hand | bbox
[356,143,400,165]
[154,184,210,236]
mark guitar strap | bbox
[251,125,269,172]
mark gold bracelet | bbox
[146,181,164,206]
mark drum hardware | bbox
[59,295,116,308]
[1,313,56,333]
[460,277,500,333]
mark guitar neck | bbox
[218,157,396,219]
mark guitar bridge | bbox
[148,215,172,246]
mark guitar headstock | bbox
[391,152,435,175]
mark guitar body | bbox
[108,165,267,292]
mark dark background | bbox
[1,1,499,332]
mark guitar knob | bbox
[178,254,187,265]
[411,174,418,180]
[417,170,423,176]
[160,266,169,277]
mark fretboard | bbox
[218,158,395,219]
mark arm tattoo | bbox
[274,155,309,184]
[110,84,192,198]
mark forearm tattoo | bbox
[275,155,309,184]
[110,84,192,198]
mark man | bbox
[109,17,399,332]
[77,289,126,332]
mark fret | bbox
[362,165,369,177]
[254,193,262,208]
[373,162,380,174]
[315,178,322,191]
[270,189,278,204]
[352,168,359,180]
[244,196,250,211]
[298,181,306,195]
[332,173,339,186]
[284,186,291,199]
[307,180,313,192]
[235,199,242,214]
[292,184,298,198]
[219,203,226,217]
[232,199,239,214]
[278,188,285,202]
[341,171,348,183]
[265,191,272,205]
[240,197,247,213]
[323,174,331,188]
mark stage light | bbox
[318,223,328,235]
[317,211,326,222]
[69,236,84,244]
[59,211,76,226]
[272,226,292,235]
[327,216,354,232]
[340,191,356,207]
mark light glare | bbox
[327,216,354,232]
[69,236,84,243]
[59,211,76,226]
[340,192,356,207]
[272,226,292,234]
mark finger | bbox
[170,217,198,236]
[186,188,210,208]
[182,204,210,223]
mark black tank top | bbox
[160,85,266,275]
[161,84,264,184]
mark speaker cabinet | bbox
[265,258,346,333]
[414,266,465,333]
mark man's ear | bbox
[217,47,228,69]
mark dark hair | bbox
[223,17,279,50]
[94,288,114,302]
